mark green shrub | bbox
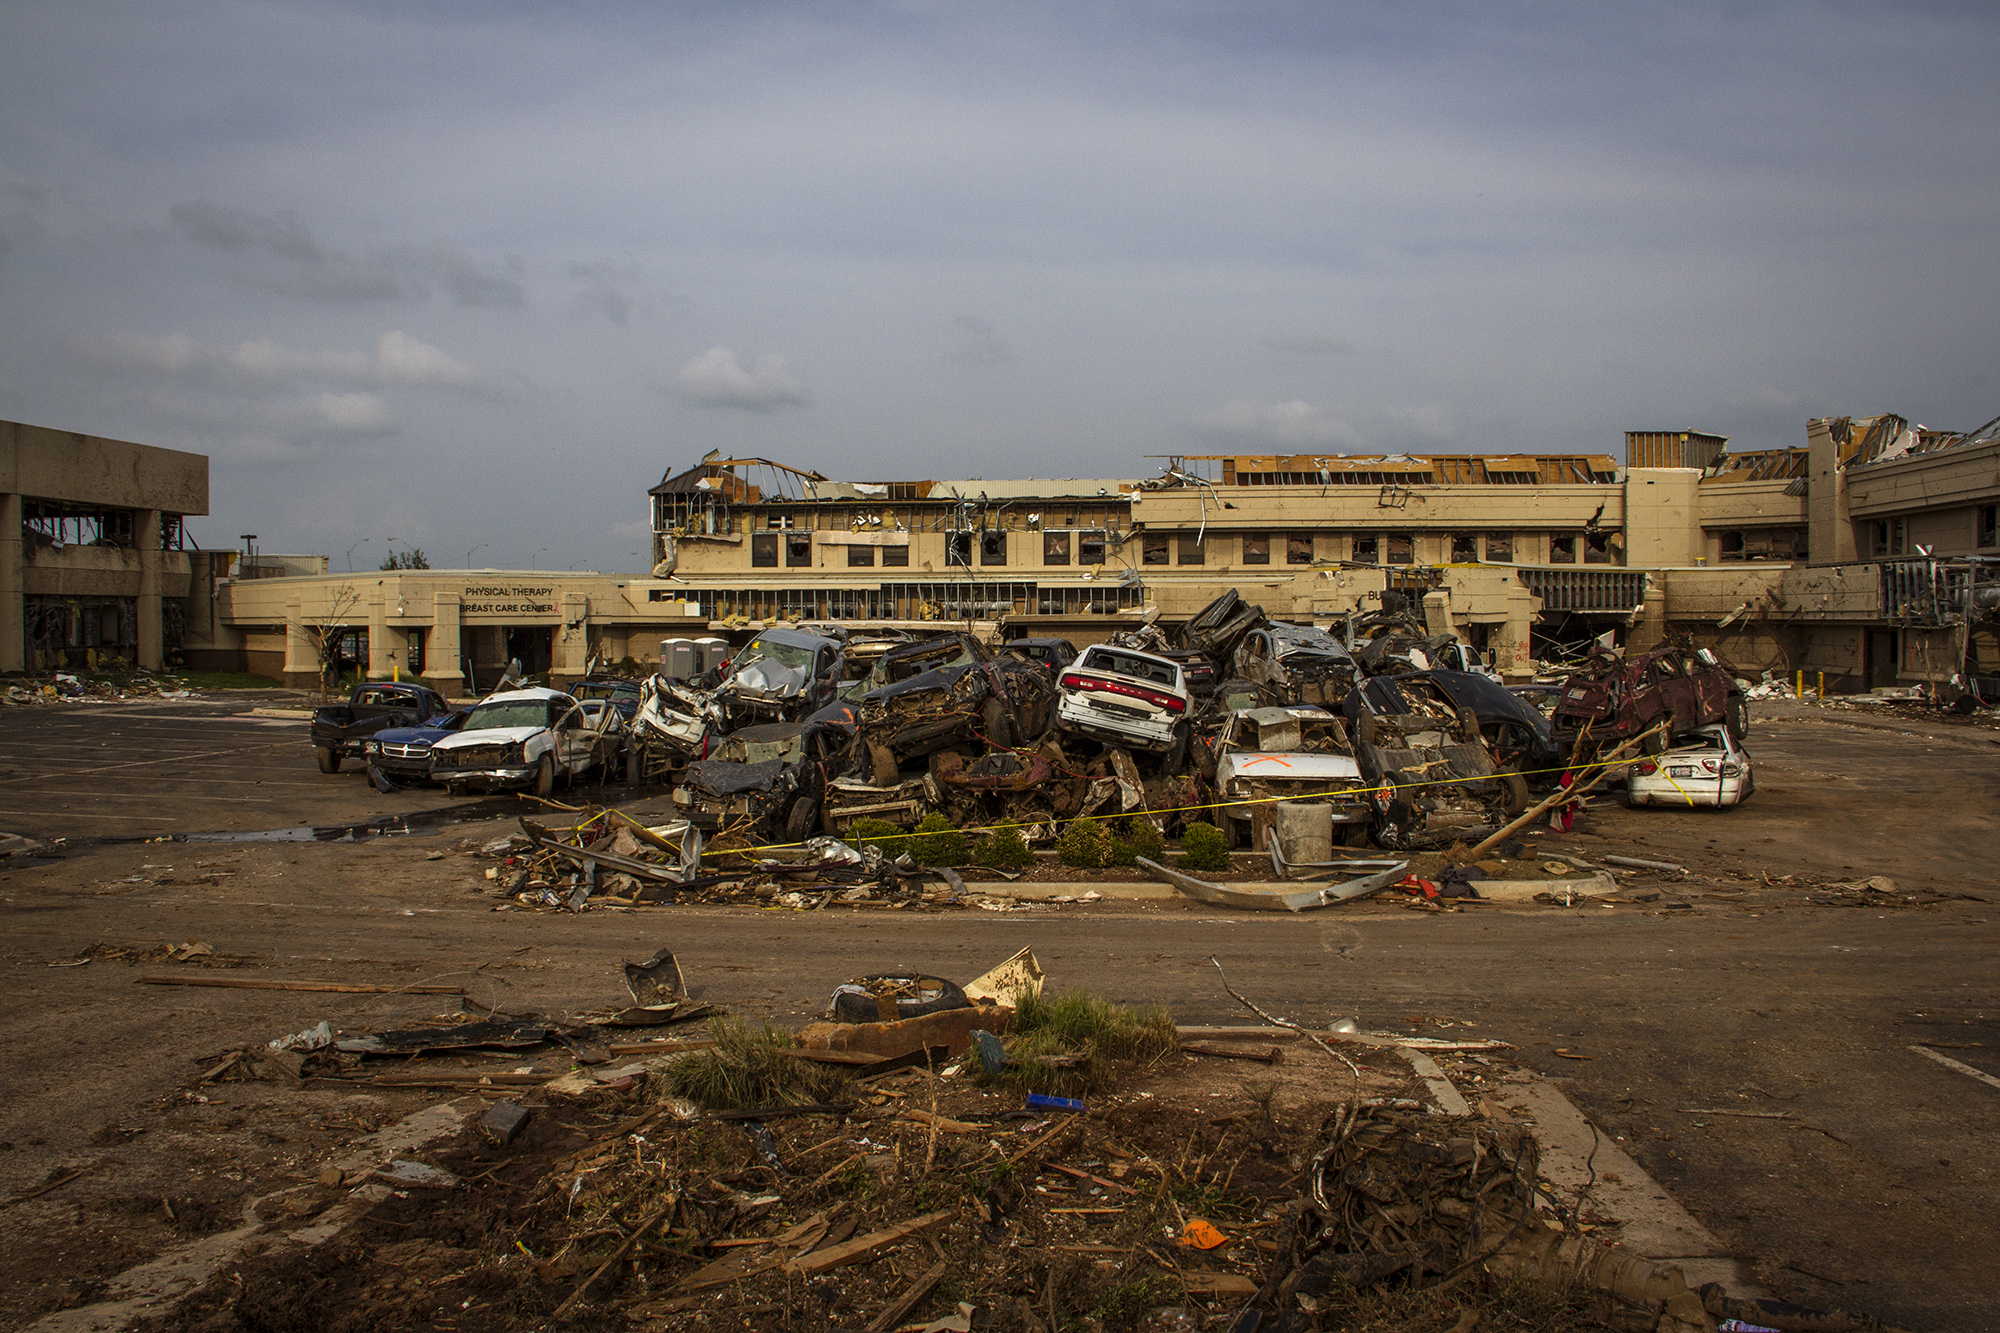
[1057,819,1111,869]
[982,988,1179,1096]
[660,1017,852,1110]
[906,812,969,867]
[1108,817,1164,867]
[975,825,1034,871]
[845,817,907,854]
[1178,821,1232,873]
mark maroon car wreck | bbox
[1552,644,1747,756]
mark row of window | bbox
[1872,506,1999,557]
[749,528,1628,569]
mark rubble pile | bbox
[2,668,200,705]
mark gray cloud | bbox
[568,256,645,325]
[77,329,488,394]
[672,347,808,411]
[0,175,50,270]
[947,316,1012,367]
[169,200,524,306]
[1199,399,1457,452]
[1263,334,1356,356]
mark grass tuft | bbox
[981,988,1178,1097]
[658,1017,853,1111]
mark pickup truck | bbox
[427,687,623,797]
[311,683,451,774]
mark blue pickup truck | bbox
[310,683,450,774]
[359,709,472,783]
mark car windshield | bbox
[575,681,637,700]
[738,638,816,670]
[463,701,554,731]
[1081,648,1177,687]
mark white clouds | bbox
[673,347,808,411]
[307,391,394,434]
[81,329,486,395]
[374,331,485,390]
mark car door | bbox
[552,701,589,774]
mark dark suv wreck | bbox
[1232,622,1358,708]
[1344,674,1528,848]
[855,633,1056,784]
[671,717,855,843]
[715,628,846,727]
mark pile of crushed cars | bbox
[625,590,1619,855]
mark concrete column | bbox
[1806,419,1859,566]
[1629,572,1669,653]
[135,507,163,669]
[283,598,318,690]
[552,593,591,681]
[1498,580,1538,680]
[428,594,464,697]
[0,492,22,673]
[366,587,395,679]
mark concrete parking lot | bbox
[0,694,1996,1329]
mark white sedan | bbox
[1626,724,1754,808]
[1054,644,1194,759]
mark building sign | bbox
[459,583,558,619]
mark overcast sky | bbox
[2,1,1996,571]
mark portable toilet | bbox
[660,639,698,679]
[694,636,730,675]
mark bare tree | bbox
[293,584,361,699]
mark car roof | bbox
[752,627,841,649]
[1241,705,1336,724]
[1080,643,1178,667]
[478,688,573,704]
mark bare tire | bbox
[315,746,341,774]
[1641,711,1676,756]
[784,798,820,844]
[1342,821,1374,848]
[626,744,643,785]
[869,742,900,787]
[532,754,555,798]
[1725,693,1748,741]
[1497,772,1530,818]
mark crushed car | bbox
[1212,705,1374,849]
[672,716,856,843]
[1344,674,1528,848]
[628,675,715,784]
[1232,622,1358,707]
[1410,669,1568,788]
[1627,723,1755,808]
[855,633,1057,783]
[359,708,470,784]
[1055,643,1194,765]
[428,688,623,798]
[1553,643,1747,755]
[714,627,846,727]
[572,676,643,722]
[310,682,450,774]
[998,636,1078,676]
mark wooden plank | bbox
[863,1259,949,1333]
[785,1210,956,1275]
[1048,1207,1122,1215]
[778,1048,888,1067]
[138,976,464,994]
[1181,1273,1259,1295]
[1045,1163,1141,1197]
[898,1109,988,1134]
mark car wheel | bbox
[1725,693,1748,741]
[784,798,820,844]
[314,746,342,774]
[1162,722,1190,772]
[532,754,555,798]
[1342,821,1374,849]
[444,780,464,799]
[869,742,900,787]
[626,744,644,785]
[982,698,1014,749]
[1497,772,1530,818]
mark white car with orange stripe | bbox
[1626,724,1755,808]
[1054,645,1193,761]
[1214,705,1374,848]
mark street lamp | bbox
[530,547,547,569]
[464,544,488,569]
[345,538,369,572]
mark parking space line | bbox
[0,742,296,783]
[1911,1044,2000,1092]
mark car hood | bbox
[865,661,976,703]
[682,759,791,798]
[726,659,809,699]
[1218,752,1364,784]
[432,726,547,751]
[373,726,454,745]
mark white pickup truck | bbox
[427,687,622,796]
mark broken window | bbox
[1450,533,1477,562]
[1177,534,1206,565]
[785,532,813,568]
[1352,534,1379,564]
[1979,505,1997,549]
[1485,532,1513,562]
[1142,533,1170,566]
[946,532,972,567]
[751,533,778,568]
[1385,534,1413,564]
[1718,527,1807,562]
[1871,520,1906,557]
[1079,531,1106,565]
[847,544,875,567]
[1287,532,1315,565]
[1043,531,1071,566]
[882,543,910,567]
[1549,534,1576,564]
[980,532,1007,566]
[1241,533,1271,565]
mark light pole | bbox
[345,538,368,572]
[464,544,487,569]
[530,547,547,569]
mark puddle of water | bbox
[180,799,521,844]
